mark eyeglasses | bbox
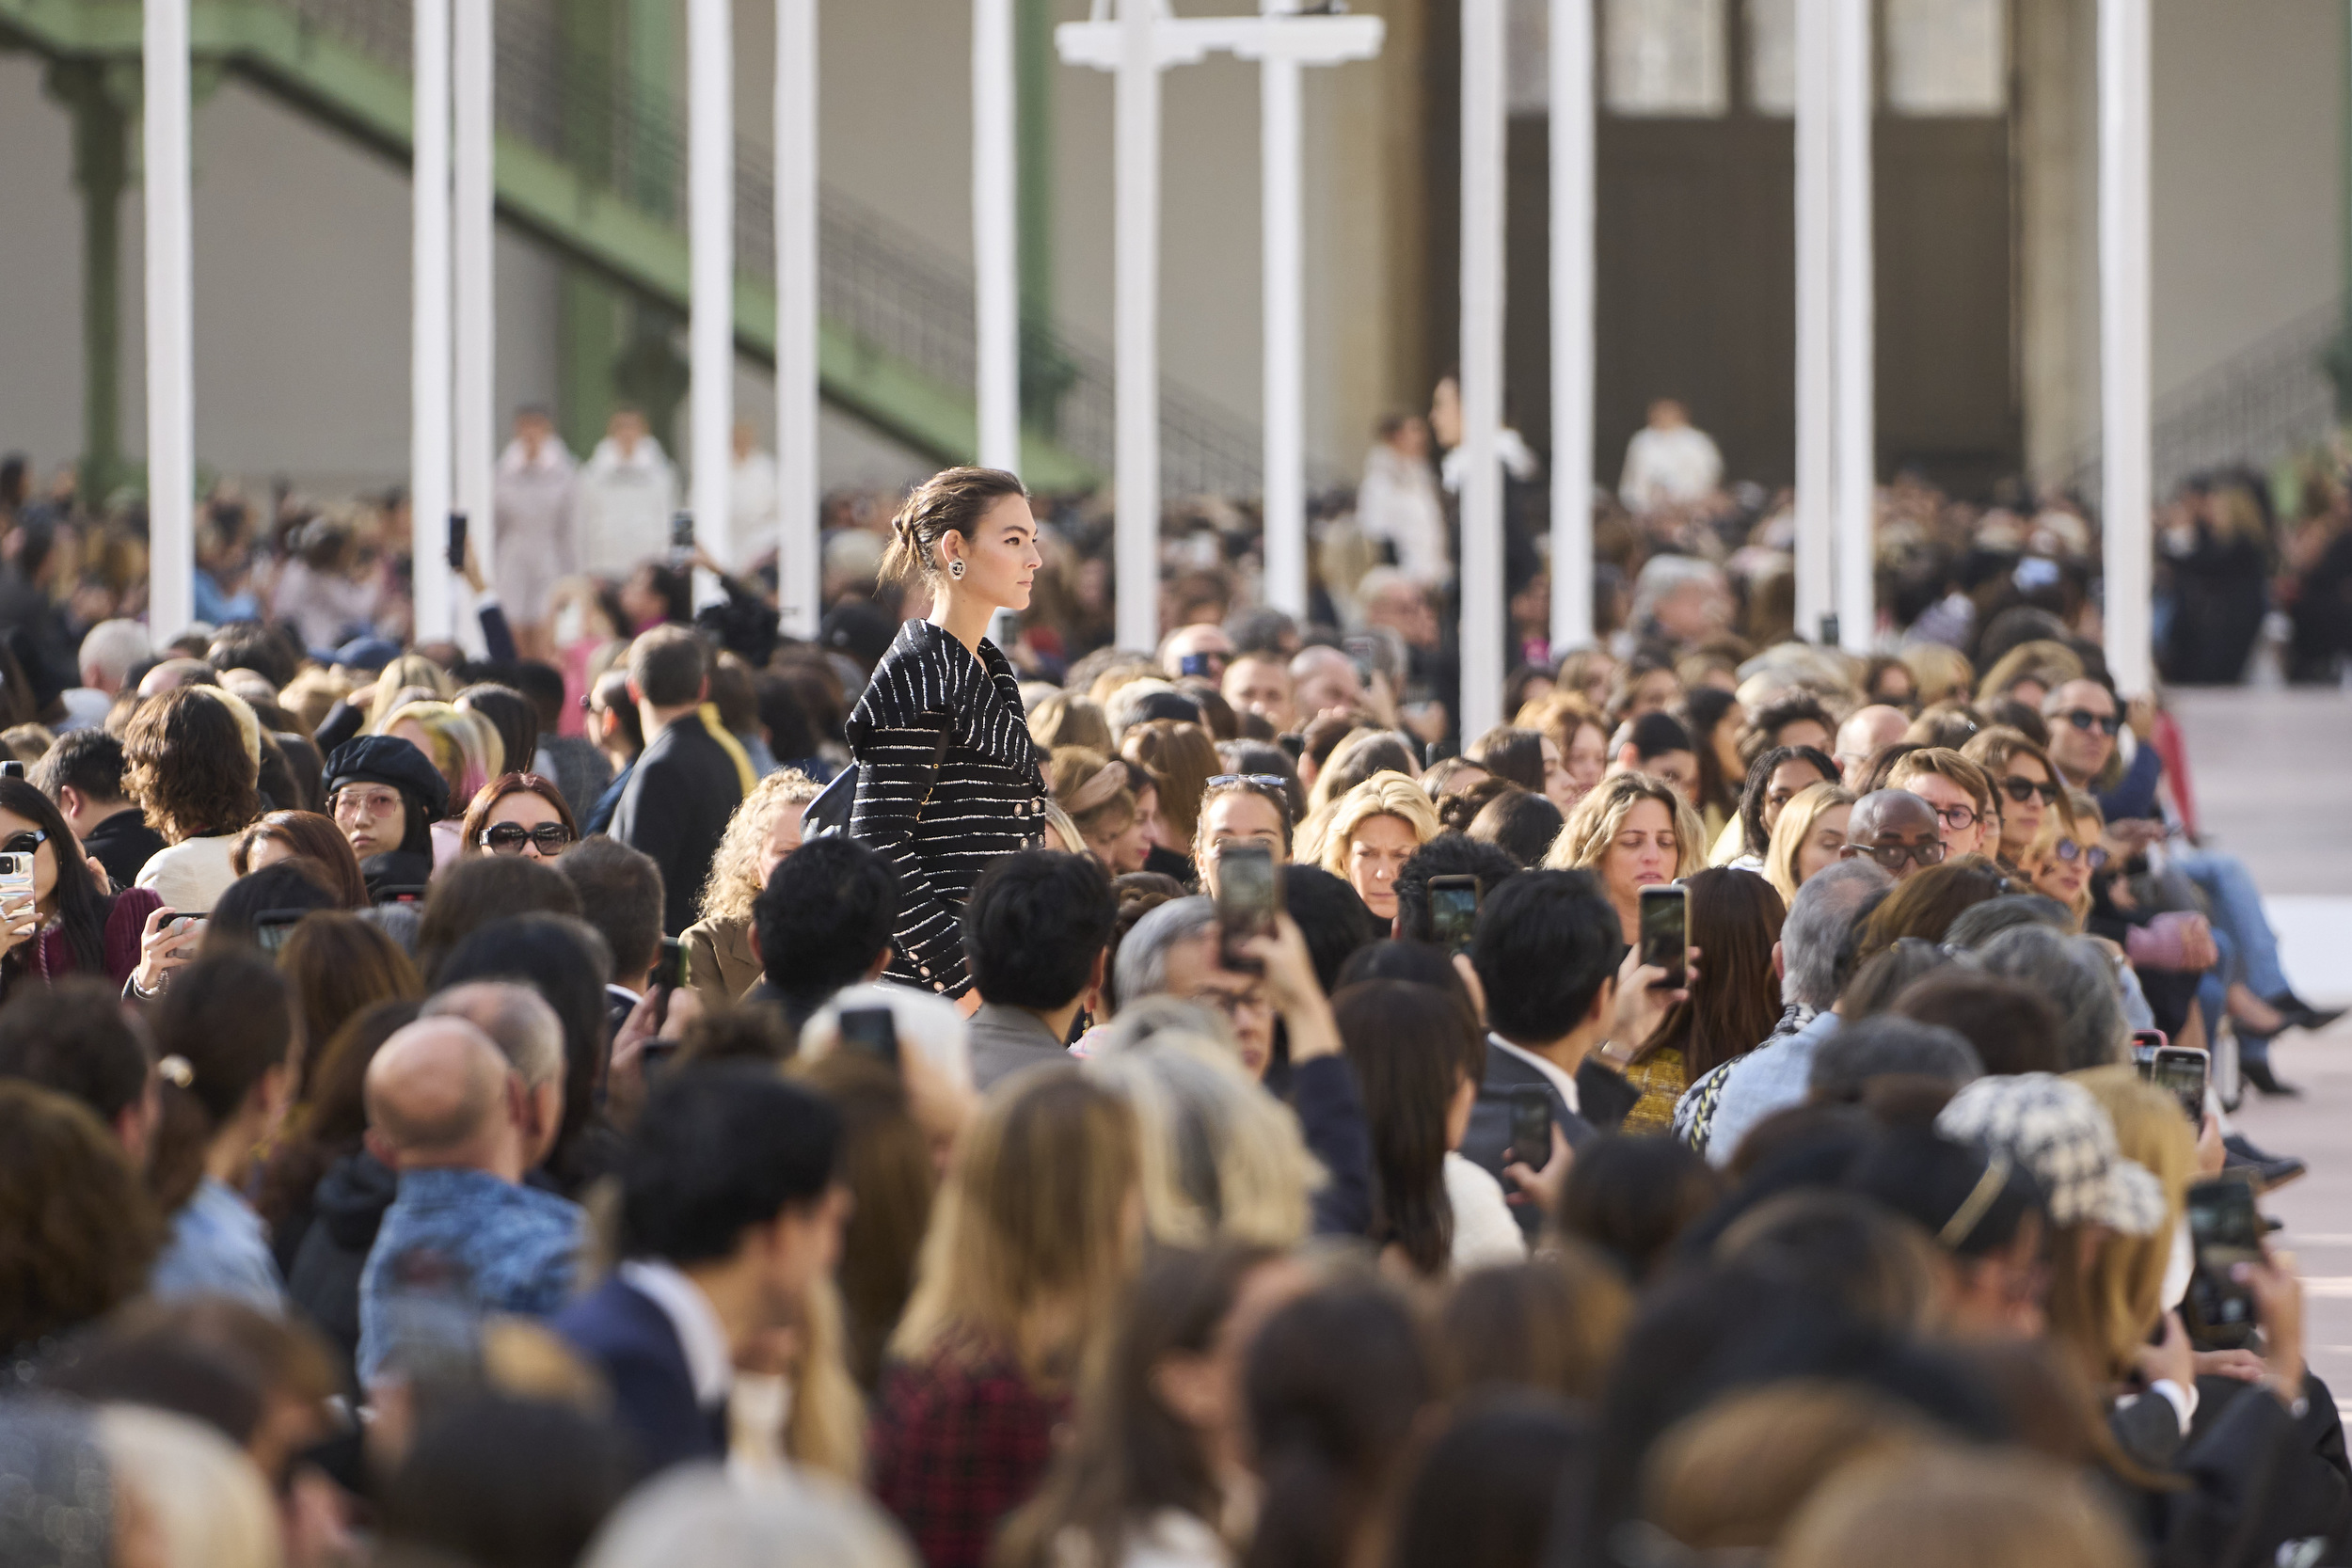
[2060,708,2122,736]
[1846,839,1947,872]
[0,831,44,857]
[1208,774,1290,792]
[2000,775,2061,806]
[2051,839,2109,870]
[1928,803,1980,832]
[478,821,576,856]
[329,787,405,822]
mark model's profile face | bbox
[943,494,1041,616]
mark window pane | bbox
[1885,0,2005,116]
[1508,0,1551,117]
[1746,0,1795,115]
[1605,0,1728,117]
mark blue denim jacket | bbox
[151,1177,284,1315]
[357,1167,586,1385]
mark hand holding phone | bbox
[2184,1177,2265,1348]
[1507,1085,1552,1172]
[1638,885,1689,990]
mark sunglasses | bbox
[2051,839,2109,870]
[1208,774,1291,793]
[2000,775,2061,806]
[477,822,577,856]
[0,831,44,857]
[1846,839,1948,872]
[2060,708,2122,736]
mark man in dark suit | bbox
[553,1063,847,1474]
[1458,867,1686,1237]
[612,626,743,935]
[32,728,167,890]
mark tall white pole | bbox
[1548,0,1594,653]
[775,0,818,637]
[690,0,735,575]
[1793,0,1834,644]
[2099,0,2153,694]
[1114,0,1162,652]
[144,0,195,640]
[1261,2,1308,619]
[1830,0,1873,652]
[1459,0,1506,739]
[975,0,1022,475]
[453,0,495,642]
[411,0,453,645]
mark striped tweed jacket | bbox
[847,618,1046,998]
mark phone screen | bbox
[2152,1046,2208,1122]
[1215,845,1279,974]
[1179,652,1215,679]
[0,761,24,781]
[1638,886,1688,988]
[838,1006,899,1068]
[658,936,688,992]
[252,910,310,956]
[1508,1085,1552,1170]
[2185,1178,2263,1344]
[1428,875,1480,955]
[445,512,468,572]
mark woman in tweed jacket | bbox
[848,467,1049,1008]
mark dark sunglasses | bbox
[477,822,576,856]
[2051,839,2109,870]
[2000,775,2061,806]
[0,831,44,857]
[1846,839,1947,872]
[2061,708,2122,736]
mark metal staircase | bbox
[1,0,1268,497]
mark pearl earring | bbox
[948,560,966,580]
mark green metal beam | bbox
[0,0,1099,485]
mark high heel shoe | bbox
[2241,1056,2303,1098]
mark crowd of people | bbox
[0,421,2342,1568]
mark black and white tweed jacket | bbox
[845,618,1046,998]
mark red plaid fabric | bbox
[870,1338,1069,1568]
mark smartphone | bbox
[2129,1028,2166,1069]
[252,909,310,956]
[2183,1177,2264,1348]
[1179,652,1215,679]
[1508,1085,1553,1171]
[1214,844,1280,974]
[1428,874,1481,955]
[1342,633,1380,683]
[0,761,24,781]
[657,936,688,993]
[2151,1045,2209,1123]
[1637,885,1689,990]
[837,1006,899,1069]
[445,511,468,572]
[668,511,695,569]
[0,850,36,909]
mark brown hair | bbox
[147,952,297,1214]
[456,771,580,860]
[1852,856,2014,965]
[123,688,262,843]
[1439,1243,1630,1402]
[232,810,368,909]
[1047,747,1138,841]
[1634,866,1788,1079]
[1645,1382,1936,1553]
[1886,746,1994,818]
[881,466,1029,584]
[278,914,423,1086]
[1774,1445,2139,1568]
[789,1050,938,1391]
[1120,720,1219,846]
[253,998,422,1233]
[0,1081,164,1353]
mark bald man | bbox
[1834,705,1911,788]
[421,981,567,1168]
[1290,645,1366,721]
[1838,790,1947,881]
[354,1019,587,1386]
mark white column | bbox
[144,0,195,640]
[1792,0,1834,644]
[1458,0,1506,739]
[453,0,495,644]
[411,0,453,645]
[1830,0,1873,652]
[2099,0,2153,694]
[774,0,819,637]
[974,0,1021,474]
[1260,1,1307,619]
[690,0,735,578]
[1113,0,1162,652]
[1548,0,1594,652]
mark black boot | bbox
[2241,1056,2303,1098]
[2224,1132,2308,1191]
[2267,991,2346,1032]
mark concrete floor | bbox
[2167,688,2352,1411]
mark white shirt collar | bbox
[618,1259,732,1408]
[1488,1034,1581,1115]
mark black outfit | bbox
[323,735,451,903]
[555,1275,725,1475]
[83,808,167,892]
[846,621,1044,999]
[613,717,744,937]
[283,1148,398,1390]
[1457,1040,1632,1240]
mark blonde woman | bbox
[1028,691,1112,755]
[1047,748,1149,875]
[379,698,503,865]
[1319,771,1440,924]
[874,1068,1143,1568]
[682,768,823,1003]
[1762,782,1858,906]
[1545,771,1706,943]
[2019,789,2106,927]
